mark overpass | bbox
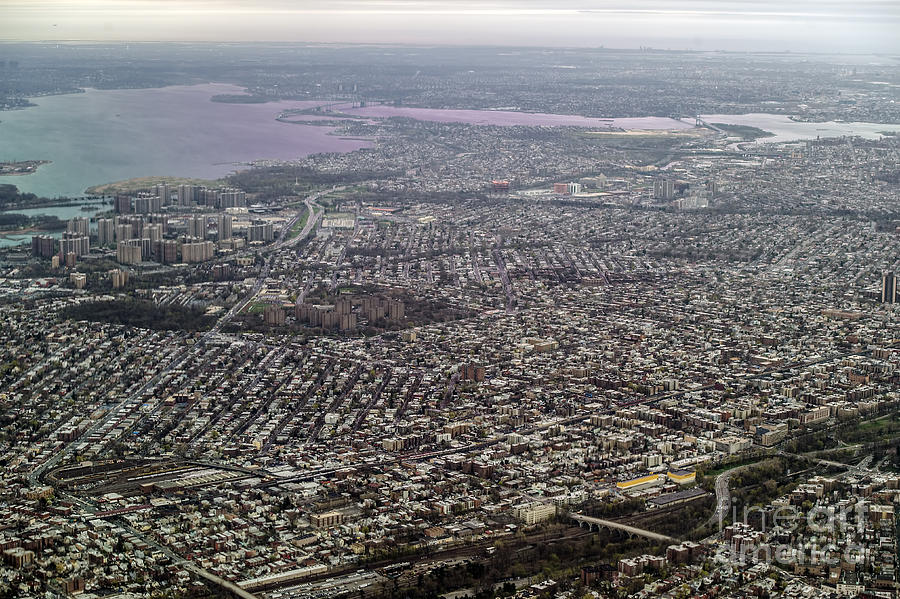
[777,450,851,470]
[569,513,677,543]
[181,563,260,599]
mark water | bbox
[0,83,372,199]
[0,233,32,249]
[4,85,892,203]
[0,200,112,249]
[7,201,111,220]
[333,105,899,142]
[3,85,896,248]
[699,113,899,143]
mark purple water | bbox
[0,84,373,198]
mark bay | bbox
[0,83,372,199]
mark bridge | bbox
[776,450,852,470]
[693,116,725,133]
[569,513,677,543]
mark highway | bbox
[277,191,332,250]
[707,439,885,532]
[492,247,516,314]
[206,188,331,339]
[706,459,774,530]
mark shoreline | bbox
[0,160,52,176]
[1,226,49,238]
[0,198,110,212]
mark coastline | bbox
[0,83,374,198]
[0,197,110,212]
[0,224,59,238]
[0,160,52,176]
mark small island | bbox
[0,160,50,176]
[210,93,271,104]
[711,123,775,140]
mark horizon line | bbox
[0,39,897,58]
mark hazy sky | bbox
[2,0,899,53]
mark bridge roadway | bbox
[693,117,725,133]
[184,564,259,599]
[569,513,677,543]
[121,516,260,599]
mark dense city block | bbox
[0,43,899,599]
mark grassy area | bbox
[857,414,895,432]
[316,185,369,204]
[839,411,900,444]
[724,457,803,513]
[86,176,223,196]
[245,302,268,315]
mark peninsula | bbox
[0,160,50,176]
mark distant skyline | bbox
[2,0,899,54]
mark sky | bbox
[1,0,899,53]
